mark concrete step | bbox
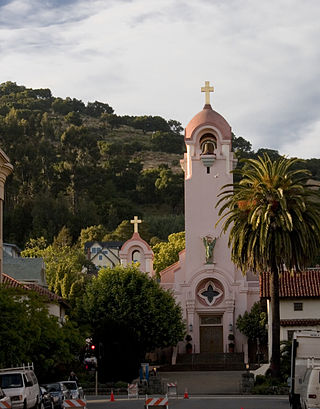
[161,352,246,371]
[177,352,244,364]
[159,362,245,372]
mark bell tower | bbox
[160,83,260,358]
[181,82,237,281]
[160,82,259,356]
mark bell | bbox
[202,142,215,155]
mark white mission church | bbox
[84,82,320,365]
[103,82,260,363]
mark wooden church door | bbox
[199,315,223,353]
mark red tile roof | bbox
[2,273,29,289]
[260,270,320,298]
[27,283,66,303]
[1,273,68,306]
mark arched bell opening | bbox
[200,133,217,154]
[200,133,217,173]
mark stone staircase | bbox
[159,352,246,372]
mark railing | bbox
[0,363,34,372]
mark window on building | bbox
[294,302,303,311]
[99,255,103,260]
[200,316,222,325]
[91,247,101,253]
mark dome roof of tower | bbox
[185,104,232,141]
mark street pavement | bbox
[84,370,291,408]
[159,371,243,394]
[86,395,290,409]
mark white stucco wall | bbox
[280,299,320,320]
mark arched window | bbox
[132,250,141,263]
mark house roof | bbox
[91,250,119,265]
[3,253,46,285]
[260,270,320,298]
[2,273,29,289]
[2,273,68,307]
[3,243,22,256]
[84,241,124,251]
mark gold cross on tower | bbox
[130,216,142,233]
[201,81,214,105]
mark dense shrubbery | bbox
[252,375,289,395]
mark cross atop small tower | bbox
[201,81,214,105]
[130,216,142,233]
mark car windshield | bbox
[0,374,23,389]
[46,384,60,392]
[62,383,77,390]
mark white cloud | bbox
[281,119,320,159]
[0,0,320,158]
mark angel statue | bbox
[203,236,217,264]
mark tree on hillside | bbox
[79,225,108,249]
[80,265,185,380]
[217,154,320,378]
[133,115,170,133]
[145,214,185,241]
[103,219,151,242]
[151,131,184,154]
[168,119,183,134]
[152,231,185,274]
[85,100,113,117]
[155,168,184,211]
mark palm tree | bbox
[216,153,320,378]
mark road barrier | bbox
[127,383,138,399]
[166,383,177,398]
[145,396,169,408]
[63,399,86,409]
[0,401,11,409]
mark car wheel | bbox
[23,400,27,409]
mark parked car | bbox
[300,365,320,409]
[0,387,11,408]
[0,365,39,409]
[39,387,53,409]
[43,383,70,409]
[59,382,84,400]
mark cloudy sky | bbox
[1,0,320,158]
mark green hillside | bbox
[1,81,320,248]
[0,81,185,247]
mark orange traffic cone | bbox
[110,390,115,402]
[184,388,189,399]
